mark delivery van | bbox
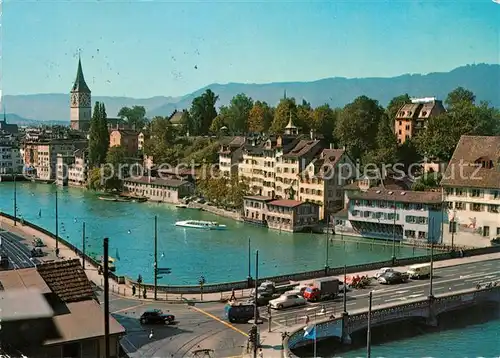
[407,263,431,279]
[225,301,257,323]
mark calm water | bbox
[0,182,427,285]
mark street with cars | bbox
[0,229,42,269]
[258,259,500,330]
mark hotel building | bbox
[441,135,500,246]
[218,136,245,178]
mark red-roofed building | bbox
[243,196,320,232]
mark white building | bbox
[218,136,245,178]
[441,135,500,246]
[123,176,194,204]
[345,187,444,243]
[56,149,89,187]
[0,144,23,174]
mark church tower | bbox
[70,56,91,131]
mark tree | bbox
[248,101,273,133]
[189,89,219,135]
[225,93,253,134]
[270,98,297,134]
[412,172,442,191]
[296,99,313,133]
[312,104,336,141]
[386,94,411,121]
[415,92,500,161]
[364,114,398,165]
[88,101,109,167]
[143,116,178,163]
[334,96,385,161]
[210,106,230,133]
[106,146,128,167]
[118,105,147,131]
[445,87,476,109]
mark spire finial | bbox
[3,107,6,123]
[284,89,287,99]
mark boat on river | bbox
[175,220,227,230]
[98,196,118,202]
[176,204,188,209]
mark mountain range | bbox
[3,63,499,123]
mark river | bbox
[0,182,429,285]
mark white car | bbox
[374,267,394,278]
[269,294,306,310]
[283,285,309,297]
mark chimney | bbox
[329,143,334,150]
[343,145,346,151]
[310,129,314,140]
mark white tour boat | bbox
[175,220,227,230]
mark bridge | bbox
[282,260,500,357]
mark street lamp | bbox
[451,209,457,251]
[13,174,17,226]
[392,196,397,265]
[55,189,59,251]
[325,214,330,273]
[247,237,252,283]
[429,218,435,299]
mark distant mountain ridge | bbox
[3,63,499,122]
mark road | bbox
[0,229,42,269]
[96,290,250,358]
[261,259,500,330]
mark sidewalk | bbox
[2,214,500,305]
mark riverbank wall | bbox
[188,202,242,221]
[2,212,500,294]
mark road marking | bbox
[407,294,424,298]
[112,302,146,314]
[305,307,317,311]
[393,290,410,294]
[384,297,405,303]
[191,306,249,338]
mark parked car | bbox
[139,309,175,325]
[378,271,409,285]
[407,263,431,279]
[225,301,257,323]
[374,267,394,278]
[30,248,44,258]
[0,251,9,269]
[269,293,306,310]
[283,285,309,297]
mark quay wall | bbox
[2,212,500,294]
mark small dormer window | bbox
[475,157,494,169]
[422,111,427,116]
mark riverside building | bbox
[441,135,500,246]
[342,184,444,243]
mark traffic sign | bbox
[157,268,172,274]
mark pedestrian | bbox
[143,287,147,299]
[258,348,263,358]
[230,288,236,301]
[55,247,60,257]
[132,285,136,296]
[305,315,310,325]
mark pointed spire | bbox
[283,89,287,99]
[72,54,91,93]
[3,107,6,123]
[285,110,296,129]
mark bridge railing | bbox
[1,212,499,294]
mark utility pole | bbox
[429,220,434,299]
[325,214,330,273]
[55,189,59,250]
[253,249,259,358]
[343,264,347,314]
[451,209,456,251]
[103,237,110,358]
[247,237,251,283]
[392,196,396,265]
[82,222,86,270]
[154,215,158,300]
[366,291,373,358]
[13,174,17,226]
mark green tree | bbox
[118,105,147,131]
[143,116,178,163]
[312,104,336,141]
[386,94,411,121]
[106,146,128,167]
[445,87,476,109]
[296,99,313,133]
[225,93,253,134]
[412,172,442,191]
[88,101,109,167]
[189,89,219,135]
[248,101,273,133]
[270,98,297,134]
[334,96,385,161]
[364,114,398,165]
[209,106,230,133]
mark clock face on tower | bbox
[80,93,91,108]
[71,93,78,107]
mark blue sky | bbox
[2,0,499,98]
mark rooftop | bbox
[348,188,442,204]
[0,288,54,322]
[0,267,51,292]
[37,259,95,303]
[244,195,274,201]
[268,199,318,208]
[282,139,322,158]
[124,176,190,187]
[440,135,500,189]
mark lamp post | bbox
[366,291,373,358]
[247,237,252,283]
[253,249,259,358]
[392,197,396,265]
[343,264,347,314]
[103,237,110,358]
[82,222,86,270]
[55,189,59,251]
[154,215,158,300]
[451,209,456,251]
[13,174,17,226]
[429,219,435,299]
[325,214,330,273]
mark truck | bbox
[0,250,9,269]
[251,280,299,296]
[303,278,340,302]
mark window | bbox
[405,125,410,130]
[470,189,483,197]
[455,202,465,210]
[471,203,483,212]
[488,205,499,213]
